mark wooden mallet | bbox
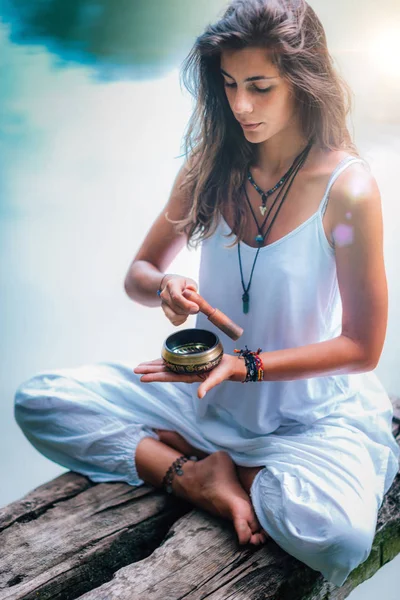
[182,289,243,341]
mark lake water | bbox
[1,1,399,596]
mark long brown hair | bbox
[169,0,359,249]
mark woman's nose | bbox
[232,90,253,115]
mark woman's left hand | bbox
[134,354,246,399]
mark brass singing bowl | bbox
[162,328,224,374]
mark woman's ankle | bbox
[236,465,264,495]
[136,436,181,487]
[135,435,198,496]
[170,457,198,500]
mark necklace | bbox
[247,162,293,216]
[245,147,309,246]
[238,141,313,314]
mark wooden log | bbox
[0,478,191,599]
[0,472,94,531]
[77,477,400,600]
[0,398,399,600]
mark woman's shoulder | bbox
[317,149,380,226]
[310,148,374,197]
[310,147,368,176]
[327,149,375,195]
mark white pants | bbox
[14,361,399,587]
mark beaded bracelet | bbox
[234,345,264,382]
[244,350,263,382]
[162,454,199,494]
[156,273,170,297]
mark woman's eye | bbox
[223,82,272,94]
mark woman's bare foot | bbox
[153,429,209,459]
[174,450,269,546]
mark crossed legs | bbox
[135,429,268,546]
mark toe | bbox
[260,529,270,542]
[233,517,252,545]
[249,531,265,545]
[248,509,265,537]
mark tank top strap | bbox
[318,155,370,217]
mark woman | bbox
[14,0,399,588]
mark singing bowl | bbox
[161,328,224,374]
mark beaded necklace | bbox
[238,141,313,314]
[247,162,292,217]
[245,148,308,246]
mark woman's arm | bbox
[135,164,389,397]
[258,163,388,381]
[124,160,192,307]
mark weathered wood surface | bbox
[0,477,192,600]
[0,397,399,600]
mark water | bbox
[1,1,399,596]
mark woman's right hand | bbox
[159,275,200,326]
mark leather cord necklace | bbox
[247,161,293,217]
[238,141,313,314]
[245,143,312,246]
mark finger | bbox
[136,358,164,366]
[160,297,188,317]
[134,359,165,372]
[161,302,189,325]
[139,372,201,383]
[134,364,168,374]
[197,365,229,398]
[185,283,198,292]
[161,285,199,315]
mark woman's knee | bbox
[251,467,374,584]
[14,372,64,432]
[15,374,41,421]
[324,520,373,583]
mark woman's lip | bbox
[240,122,262,129]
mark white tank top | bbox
[191,155,373,433]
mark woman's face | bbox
[220,46,298,141]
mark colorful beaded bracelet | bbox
[234,345,264,382]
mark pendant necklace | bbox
[238,141,313,314]
[246,150,306,245]
[247,160,293,217]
